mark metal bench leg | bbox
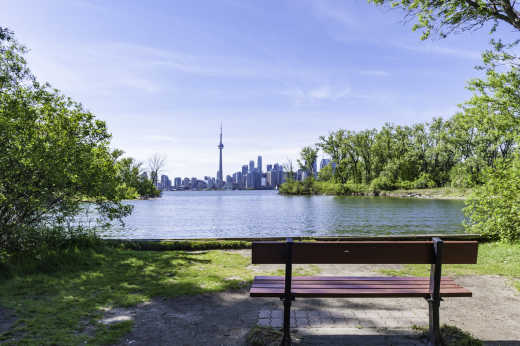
[428,237,444,346]
[281,296,292,345]
[281,238,294,346]
[428,298,442,346]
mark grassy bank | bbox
[279,180,471,200]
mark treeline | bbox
[312,109,518,192]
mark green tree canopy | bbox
[0,28,134,253]
[369,0,520,40]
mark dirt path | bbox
[114,251,520,346]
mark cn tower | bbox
[217,123,224,185]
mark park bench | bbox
[250,237,478,345]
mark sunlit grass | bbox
[0,247,257,345]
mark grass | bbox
[0,246,269,345]
[108,239,252,251]
[380,242,520,290]
[412,325,482,346]
[245,326,285,346]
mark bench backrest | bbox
[252,240,478,264]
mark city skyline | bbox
[2,1,516,178]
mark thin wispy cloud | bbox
[309,0,357,28]
[280,84,362,105]
[359,70,390,77]
[142,135,178,143]
[397,43,481,60]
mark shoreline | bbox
[279,183,471,200]
[378,188,469,200]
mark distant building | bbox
[320,158,331,170]
[160,174,171,190]
[257,156,262,174]
[249,160,255,173]
[246,173,255,189]
[174,177,182,187]
[266,164,272,172]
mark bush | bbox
[464,156,520,242]
[412,173,437,189]
[370,175,396,191]
[396,180,414,190]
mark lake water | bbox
[100,190,466,239]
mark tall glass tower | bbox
[217,124,224,185]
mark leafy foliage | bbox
[0,29,158,254]
[297,146,318,178]
[368,0,520,40]
[465,156,520,242]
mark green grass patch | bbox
[0,247,259,345]
[380,242,520,289]
[246,326,285,346]
[413,324,482,346]
[108,239,252,251]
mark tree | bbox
[283,159,295,182]
[0,28,132,253]
[368,0,520,40]
[148,153,166,187]
[297,146,319,179]
[115,155,160,199]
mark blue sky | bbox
[1,0,515,178]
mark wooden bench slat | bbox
[253,276,455,281]
[252,283,463,289]
[252,241,478,264]
[253,280,456,286]
[250,287,472,298]
[252,282,462,288]
[253,278,457,285]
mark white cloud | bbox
[142,135,177,143]
[309,0,357,28]
[397,43,481,60]
[280,84,357,104]
[359,69,390,77]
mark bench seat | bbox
[250,275,472,298]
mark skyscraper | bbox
[217,124,224,185]
[257,155,262,174]
[249,160,254,172]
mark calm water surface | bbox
[100,190,465,239]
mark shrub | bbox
[370,175,396,191]
[464,156,520,242]
[412,173,437,189]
